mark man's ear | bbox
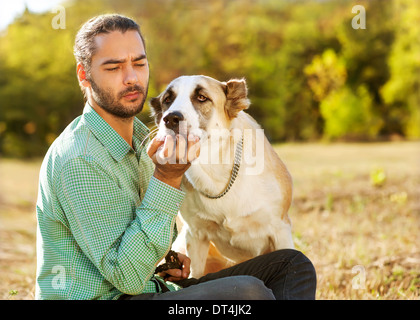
[224,78,250,119]
[77,63,90,88]
[149,96,163,125]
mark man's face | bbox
[87,30,149,118]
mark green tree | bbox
[335,0,395,137]
[0,9,82,157]
[304,49,347,102]
[0,0,418,157]
[305,49,382,140]
[381,0,420,138]
[320,85,382,140]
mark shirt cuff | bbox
[140,176,185,216]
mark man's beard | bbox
[89,77,148,119]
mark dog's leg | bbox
[184,228,210,278]
[273,222,295,250]
[172,225,188,255]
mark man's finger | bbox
[147,136,165,159]
[180,255,191,278]
[162,135,175,159]
[153,135,176,165]
[176,134,188,164]
[187,136,200,163]
[158,268,183,282]
[164,268,182,278]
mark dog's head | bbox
[150,75,250,139]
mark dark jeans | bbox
[122,249,316,300]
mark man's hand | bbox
[147,134,200,189]
[157,252,191,282]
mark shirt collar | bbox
[82,102,150,162]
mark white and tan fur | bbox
[150,75,294,278]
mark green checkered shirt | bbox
[35,103,185,300]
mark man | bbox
[36,14,316,300]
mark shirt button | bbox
[175,203,180,209]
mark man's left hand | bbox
[158,252,191,282]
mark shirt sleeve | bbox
[57,155,185,295]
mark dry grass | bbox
[276,141,420,300]
[0,159,40,300]
[0,141,419,300]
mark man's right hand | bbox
[147,134,200,189]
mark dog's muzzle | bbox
[163,111,185,134]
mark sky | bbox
[0,0,65,31]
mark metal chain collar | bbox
[199,135,243,199]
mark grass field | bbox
[0,141,419,300]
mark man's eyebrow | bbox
[101,54,147,66]
[132,54,147,62]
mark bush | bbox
[320,85,382,140]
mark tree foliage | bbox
[381,0,420,138]
[0,0,419,157]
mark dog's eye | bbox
[197,95,208,102]
[164,96,172,104]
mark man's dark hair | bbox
[74,14,145,94]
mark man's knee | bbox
[231,276,275,300]
[263,249,316,299]
[290,250,317,281]
[286,250,317,299]
[269,249,316,277]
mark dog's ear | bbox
[149,96,163,125]
[223,78,250,119]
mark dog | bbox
[150,75,294,278]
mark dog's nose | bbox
[163,111,184,131]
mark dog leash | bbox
[199,134,243,199]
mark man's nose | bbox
[123,66,139,85]
[163,111,184,133]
